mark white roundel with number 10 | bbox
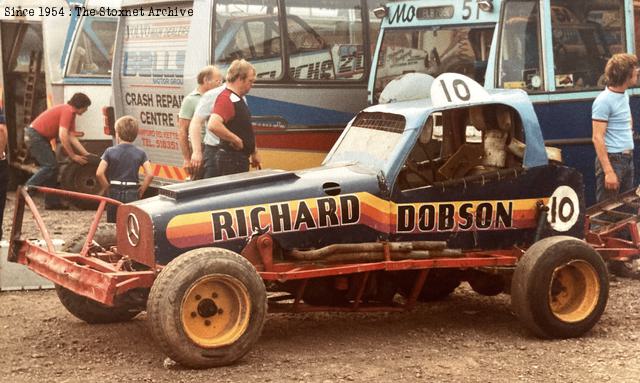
[430,73,490,108]
[546,186,580,232]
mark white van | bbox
[111,0,382,185]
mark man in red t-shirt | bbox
[25,92,92,209]
[206,59,261,177]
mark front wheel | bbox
[511,236,608,339]
[147,248,267,368]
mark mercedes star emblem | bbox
[127,214,140,247]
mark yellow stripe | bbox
[167,192,550,231]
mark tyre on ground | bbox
[60,155,101,210]
[56,225,141,323]
[398,269,461,302]
[147,247,267,369]
[511,236,608,339]
[607,259,640,280]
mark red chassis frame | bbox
[584,189,640,264]
[10,186,639,312]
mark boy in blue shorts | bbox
[96,116,153,222]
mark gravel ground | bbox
[2,192,640,383]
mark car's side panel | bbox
[391,165,585,248]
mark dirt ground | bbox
[2,192,640,382]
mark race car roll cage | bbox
[9,185,640,312]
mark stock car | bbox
[9,73,608,368]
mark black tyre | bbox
[467,270,504,296]
[607,259,640,280]
[57,225,141,324]
[60,156,101,210]
[147,248,267,369]
[398,269,461,302]
[62,223,117,253]
[511,236,608,339]
[8,167,29,191]
[55,285,141,324]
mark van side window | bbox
[550,0,626,91]
[497,1,543,92]
[286,0,365,81]
[374,26,494,103]
[635,4,640,80]
[67,16,117,78]
[214,0,283,80]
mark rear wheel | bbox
[398,269,461,302]
[467,270,504,296]
[608,259,640,280]
[62,223,117,253]
[511,236,608,338]
[55,285,141,324]
[57,225,141,323]
[147,248,267,368]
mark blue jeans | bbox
[25,127,61,206]
[595,152,634,202]
[107,185,139,223]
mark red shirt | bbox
[31,104,78,139]
[212,88,236,123]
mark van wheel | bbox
[511,236,608,338]
[60,157,101,210]
[147,248,267,368]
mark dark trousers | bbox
[595,152,634,203]
[25,127,61,206]
[203,144,220,179]
[203,145,249,178]
[107,185,139,223]
[213,148,249,176]
[0,159,7,241]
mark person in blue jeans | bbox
[0,107,7,240]
[96,116,153,223]
[25,93,92,209]
[592,53,639,202]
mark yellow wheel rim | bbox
[181,274,251,348]
[548,260,600,323]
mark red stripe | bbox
[162,165,173,179]
[174,167,186,181]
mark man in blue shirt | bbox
[592,53,639,202]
